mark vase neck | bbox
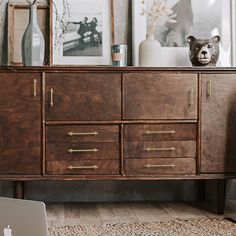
[29,5,38,24]
[146,34,155,40]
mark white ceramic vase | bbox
[139,34,161,67]
[22,4,45,66]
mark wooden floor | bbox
[47,201,236,228]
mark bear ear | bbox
[187,36,196,44]
[212,35,221,43]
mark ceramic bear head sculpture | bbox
[187,35,220,67]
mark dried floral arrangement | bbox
[25,0,37,5]
[141,0,177,36]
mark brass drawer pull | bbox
[68,132,98,136]
[145,130,175,135]
[68,148,98,153]
[145,164,175,168]
[50,88,54,107]
[68,165,98,170]
[33,79,37,97]
[188,89,193,106]
[145,147,176,152]
[207,80,212,97]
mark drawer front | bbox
[125,158,196,176]
[124,124,196,141]
[123,73,198,120]
[46,143,120,161]
[46,160,120,175]
[124,141,196,158]
[47,125,119,143]
[45,73,121,121]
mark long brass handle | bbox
[68,148,98,153]
[68,132,98,136]
[145,164,175,168]
[50,88,54,107]
[207,80,212,97]
[188,89,193,106]
[68,165,98,170]
[33,79,37,97]
[145,147,176,152]
[145,130,175,135]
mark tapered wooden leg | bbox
[217,179,226,215]
[199,180,206,202]
[14,181,24,199]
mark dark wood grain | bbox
[124,124,197,141]
[46,142,120,161]
[45,73,121,121]
[46,160,120,175]
[125,158,196,176]
[123,73,198,120]
[201,74,236,173]
[124,141,196,158]
[0,73,41,175]
[47,125,119,143]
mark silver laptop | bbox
[0,197,48,236]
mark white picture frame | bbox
[132,0,233,67]
[51,0,112,65]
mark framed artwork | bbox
[132,0,233,67]
[51,0,113,65]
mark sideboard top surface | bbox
[1,66,236,73]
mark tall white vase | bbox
[22,4,45,66]
[139,34,161,67]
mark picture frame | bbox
[50,0,113,65]
[7,2,50,66]
[132,0,233,67]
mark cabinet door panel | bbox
[123,73,198,120]
[201,74,236,173]
[45,73,121,121]
[0,73,41,175]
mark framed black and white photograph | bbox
[51,0,112,65]
[132,0,233,67]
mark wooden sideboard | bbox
[1,66,236,214]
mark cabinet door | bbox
[123,73,198,120]
[0,73,41,175]
[201,74,236,173]
[45,73,121,121]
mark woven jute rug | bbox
[48,218,236,236]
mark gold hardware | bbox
[145,164,175,168]
[68,148,98,153]
[145,130,175,135]
[68,165,98,170]
[68,132,98,136]
[145,147,176,152]
[33,79,37,97]
[50,88,54,107]
[188,89,193,106]
[207,80,212,97]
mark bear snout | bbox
[197,46,211,64]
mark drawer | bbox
[47,125,119,143]
[124,141,196,158]
[46,143,120,161]
[125,158,196,176]
[124,124,196,141]
[46,160,120,175]
[123,73,198,120]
